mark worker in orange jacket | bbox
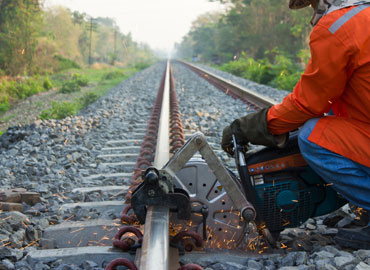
[222,0,370,249]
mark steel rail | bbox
[178,60,277,108]
[139,60,171,270]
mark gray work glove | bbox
[221,108,288,155]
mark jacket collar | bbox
[311,0,370,25]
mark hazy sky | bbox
[45,0,224,53]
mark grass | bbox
[40,101,78,120]
[39,67,138,120]
[0,113,15,122]
[35,101,43,108]
[0,63,146,121]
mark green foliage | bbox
[58,73,88,93]
[40,101,78,120]
[242,58,275,85]
[72,73,89,86]
[0,0,42,75]
[101,70,126,80]
[176,0,312,67]
[132,61,153,71]
[43,77,53,90]
[221,51,304,91]
[220,59,250,77]
[78,92,99,108]
[0,96,10,113]
[0,78,43,99]
[59,80,81,94]
[272,71,302,91]
[0,130,4,136]
[54,55,81,72]
[0,2,156,78]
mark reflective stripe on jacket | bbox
[267,4,370,167]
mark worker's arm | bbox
[267,24,351,135]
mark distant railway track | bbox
[178,61,276,109]
[13,60,295,270]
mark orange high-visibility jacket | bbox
[267,5,370,168]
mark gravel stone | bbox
[281,253,296,266]
[355,250,370,261]
[0,62,369,270]
[354,262,370,270]
[316,265,337,270]
[0,247,23,260]
[0,259,15,270]
[315,259,333,268]
[312,251,335,260]
[248,260,263,269]
[81,260,98,270]
[335,256,355,267]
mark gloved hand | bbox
[221,108,288,155]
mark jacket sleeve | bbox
[267,24,351,135]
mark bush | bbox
[242,58,275,85]
[133,61,152,71]
[271,71,302,91]
[78,92,99,108]
[54,55,81,71]
[72,73,89,87]
[59,80,81,94]
[220,51,303,91]
[43,77,53,90]
[40,101,78,120]
[101,70,126,80]
[220,60,250,77]
[0,96,10,113]
[3,79,42,99]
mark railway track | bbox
[1,60,369,270]
[18,60,269,270]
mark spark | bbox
[280,243,288,249]
[63,214,75,223]
[0,242,11,248]
[70,228,85,234]
[21,239,40,250]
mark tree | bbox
[176,0,312,64]
[0,0,42,75]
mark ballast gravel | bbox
[0,61,369,270]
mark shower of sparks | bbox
[280,242,288,249]
[63,214,75,223]
[70,227,85,234]
[21,239,40,250]
[0,242,11,248]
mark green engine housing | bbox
[244,134,347,233]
